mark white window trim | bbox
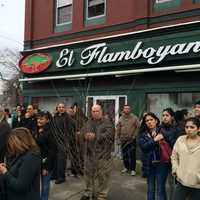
[156,0,173,3]
[56,0,73,26]
[86,0,106,20]
[86,95,127,124]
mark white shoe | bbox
[121,168,128,173]
[131,170,136,176]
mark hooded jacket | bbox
[171,135,200,189]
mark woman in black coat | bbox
[35,111,57,200]
[0,127,41,200]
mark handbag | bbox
[159,140,172,162]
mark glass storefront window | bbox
[31,96,73,114]
[147,93,200,119]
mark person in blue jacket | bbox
[139,112,170,200]
[0,127,41,200]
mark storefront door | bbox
[86,95,127,125]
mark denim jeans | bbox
[121,140,136,171]
[173,182,200,200]
[147,162,170,200]
[41,172,52,200]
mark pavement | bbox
[49,159,147,200]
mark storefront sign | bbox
[21,28,200,75]
[56,41,200,68]
[19,53,52,74]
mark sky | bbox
[0,0,25,94]
[0,0,25,50]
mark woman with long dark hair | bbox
[0,127,41,200]
[175,109,192,136]
[139,112,170,200]
[35,111,56,200]
[160,108,179,200]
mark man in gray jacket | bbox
[80,104,115,200]
[116,105,139,176]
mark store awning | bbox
[19,64,200,82]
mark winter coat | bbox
[23,115,37,136]
[160,122,179,148]
[12,115,25,129]
[35,124,57,171]
[139,127,161,175]
[81,117,115,160]
[73,111,87,132]
[3,151,41,200]
[116,113,139,143]
[53,112,75,138]
[139,126,174,175]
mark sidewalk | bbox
[49,161,147,200]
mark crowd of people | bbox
[138,103,200,200]
[0,100,199,200]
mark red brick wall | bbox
[24,0,200,48]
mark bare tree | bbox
[0,48,22,108]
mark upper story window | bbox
[156,0,173,2]
[87,0,105,18]
[56,0,72,25]
[154,0,180,11]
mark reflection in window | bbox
[119,97,126,117]
[147,93,200,119]
[31,96,73,113]
[57,0,72,25]
[88,0,105,18]
[156,0,173,3]
[86,97,94,118]
[96,99,115,123]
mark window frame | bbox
[154,0,181,11]
[56,0,73,26]
[86,0,106,20]
[156,0,173,3]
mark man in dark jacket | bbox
[80,104,115,200]
[12,105,25,129]
[23,105,37,136]
[53,102,75,184]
